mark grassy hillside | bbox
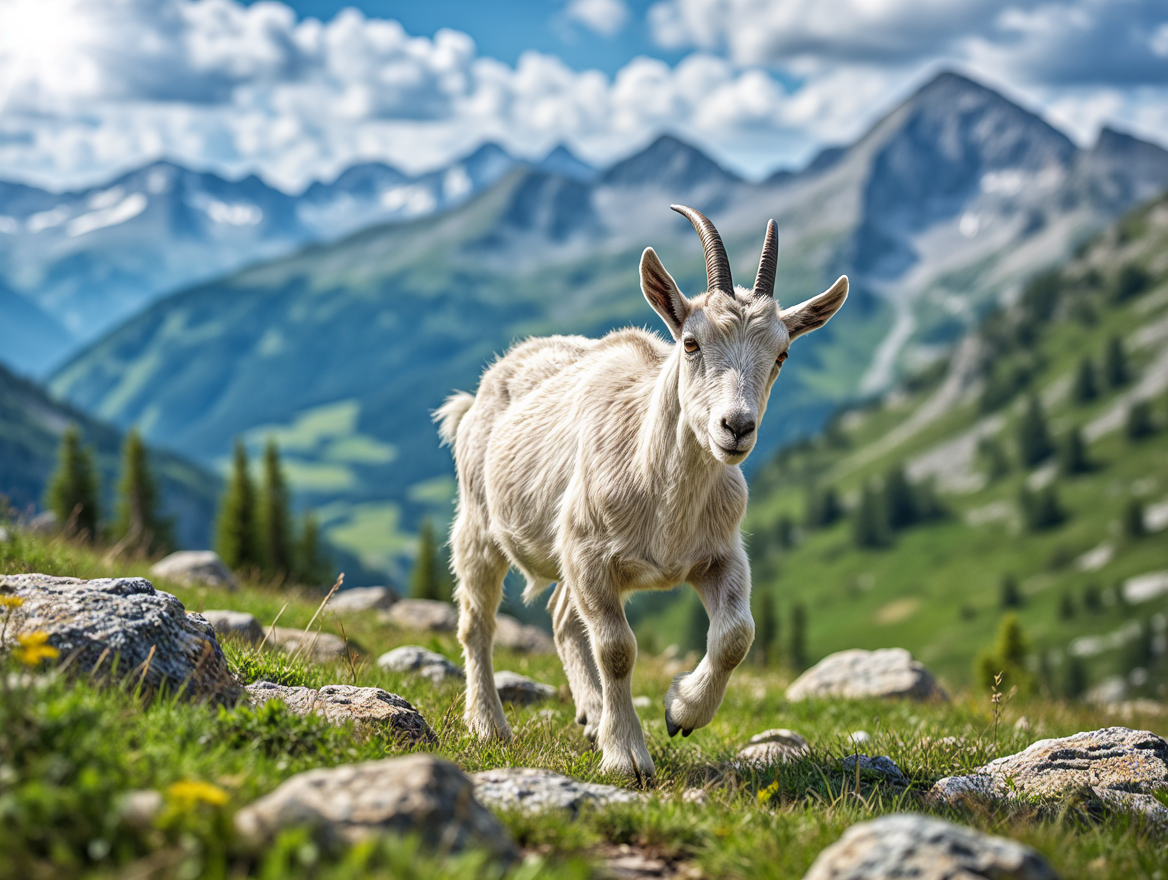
[635,191,1168,694]
[2,526,1166,880]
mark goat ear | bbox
[780,275,848,341]
[640,247,690,339]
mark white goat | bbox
[436,205,848,777]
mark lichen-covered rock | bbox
[841,754,909,786]
[377,645,464,683]
[0,573,240,704]
[786,648,947,702]
[930,727,1168,821]
[736,729,810,767]
[494,670,556,705]
[801,813,1058,880]
[235,755,515,860]
[201,609,263,645]
[267,626,352,662]
[472,768,642,814]
[245,680,434,745]
[328,586,400,614]
[493,614,555,654]
[382,598,459,632]
[150,551,237,590]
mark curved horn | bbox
[671,204,733,295]
[752,219,778,299]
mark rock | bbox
[736,729,810,767]
[493,613,555,654]
[681,788,708,806]
[0,573,240,705]
[245,681,435,745]
[328,586,400,614]
[931,727,1168,821]
[117,790,164,831]
[200,609,263,645]
[494,670,556,705]
[801,813,1058,880]
[841,754,909,786]
[633,695,652,708]
[849,730,871,744]
[0,525,9,542]
[28,511,59,535]
[235,754,515,860]
[267,625,351,662]
[382,599,459,632]
[472,768,642,814]
[150,550,237,591]
[377,646,465,684]
[786,648,947,702]
[1085,675,1127,705]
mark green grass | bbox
[3,527,1167,879]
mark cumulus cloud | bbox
[564,0,630,38]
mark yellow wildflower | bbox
[0,595,24,608]
[15,631,59,665]
[167,780,230,808]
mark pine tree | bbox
[976,436,1010,481]
[1059,426,1090,475]
[883,463,917,530]
[754,593,778,667]
[1058,591,1075,620]
[684,597,708,655]
[1103,335,1127,388]
[1016,394,1053,467]
[975,613,1032,693]
[1019,483,1065,531]
[410,519,444,601]
[1071,356,1097,404]
[1125,400,1155,441]
[1083,583,1102,613]
[805,485,841,529]
[1063,656,1088,699]
[788,602,807,671]
[113,428,171,555]
[258,439,293,577]
[295,511,330,587]
[45,426,101,541]
[852,481,889,548]
[999,574,1023,608]
[216,440,258,572]
[1122,498,1146,540]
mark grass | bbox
[3,527,1167,879]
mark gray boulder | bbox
[472,768,642,814]
[0,573,240,705]
[801,813,1058,880]
[201,609,263,645]
[931,727,1168,820]
[377,645,464,684]
[736,729,810,767]
[245,681,435,745]
[383,599,458,632]
[493,613,555,654]
[495,670,556,705]
[267,626,351,662]
[786,648,947,702]
[328,586,399,614]
[841,754,909,786]
[235,755,515,860]
[150,550,237,590]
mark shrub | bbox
[999,574,1023,608]
[1059,427,1091,475]
[1122,498,1146,540]
[1016,394,1053,467]
[1125,400,1155,441]
[1019,483,1065,531]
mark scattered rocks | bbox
[801,813,1058,880]
[267,626,351,662]
[245,681,435,745]
[735,729,810,767]
[382,599,459,632]
[493,613,555,654]
[494,670,556,705]
[377,646,465,684]
[841,754,909,786]
[328,586,400,614]
[681,788,708,806]
[931,727,1168,821]
[472,768,642,815]
[150,550,237,591]
[786,648,947,702]
[200,609,263,645]
[0,574,240,705]
[235,755,515,861]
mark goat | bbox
[436,205,848,777]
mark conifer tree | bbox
[1059,426,1090,475]
[113,428,171,555]
[1122,498,1146,540]
[976,436,1010,481]
[1072,356,1097,404]
[805,484,841,529]
[258,438,293,576]
[1083,583,1102,613]
[1063,655,1088,699]
[295,511,330,587]
[1125,400,1155,441]
[883,463,917,530]
[1019,483,1065,531]
[1058,591,1075,620]
[216,440,258,571]
[852,481,888,548]
[45,426,101,541]
[684,597,708,655]
[1016,394,1053,467]
[410,519,444,601]
[975,613,1032,693]
[999,574,1023,608]
[1103,335,1127,388]
[788,602,807,671]
[754,593,778,667]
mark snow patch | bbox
[66,193,148,237]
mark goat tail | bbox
[434,391,475,447]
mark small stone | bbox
[382,599,459,632]
[493,613,555,654]
[150,550,237,590]
[786,648,947,702]
[377,645,465,684]
[245,680,435,745]
[849,730,871,744]
[328,586,400,614]
[267,626,352,662]
[235,755,515,861]
[471,767,642,814]
[117,790,164,831]
[735,729,810,767]
[681,788,708,806]
[200,609,263,645]
[495,670,556,706]
[801,813,1058,880]
[841,754,909,786]
[632,695,652,708]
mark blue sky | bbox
[1,0,1166,192]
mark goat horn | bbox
[752,219,778,299]
[671,204,733,296]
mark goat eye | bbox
[776,352,788,366]
[683,337,700,354]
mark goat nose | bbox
[721,414,756,440]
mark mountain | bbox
[0,281,73,375]
[534,145,597,181]
[48,71,1168,576]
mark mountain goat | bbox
[436,205,848,777]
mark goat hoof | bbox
[666,716,681,738]
[682,728,693,737]
[576,713,588,726]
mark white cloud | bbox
[565,0,630,38]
